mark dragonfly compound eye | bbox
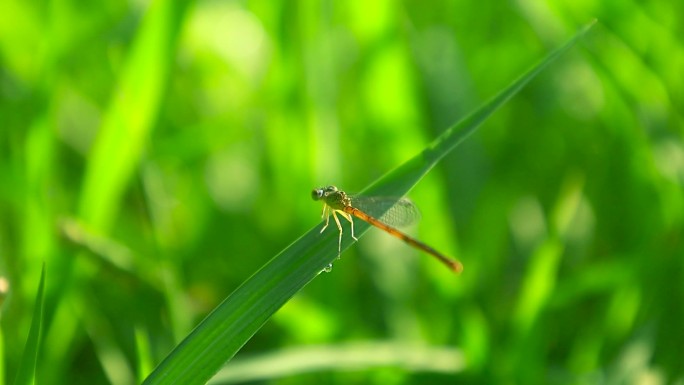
[312,188,324,200]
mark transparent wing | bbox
[349,195,421,227]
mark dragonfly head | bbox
[311,186,339,201]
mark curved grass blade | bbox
[13,263,46,385]
[78,0,189,231]
[208,342,464,384]
[142,22,596,385]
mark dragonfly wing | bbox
[350,196,421,227]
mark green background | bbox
[1,0,682,384]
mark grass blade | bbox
[208,342,464,384]
[142,22,596,385]
[364,20,597,199]
[78,0,188,230]
[13,263,46,385]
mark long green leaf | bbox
[208,342,464,384]
[143,22,596,385]
[78,0,189,231]
[13,263,46,385]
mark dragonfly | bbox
[312,185,463,273]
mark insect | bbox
[312,186,463,273]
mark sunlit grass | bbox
[1,1,683,385]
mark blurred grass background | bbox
[0,0,682,384]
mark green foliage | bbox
[12,264,45,385]
[1,1,682,385]
[142,27,591,384]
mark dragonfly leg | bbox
[332,211,343,258]
[320,205,330,233]
[339,211,358,241]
